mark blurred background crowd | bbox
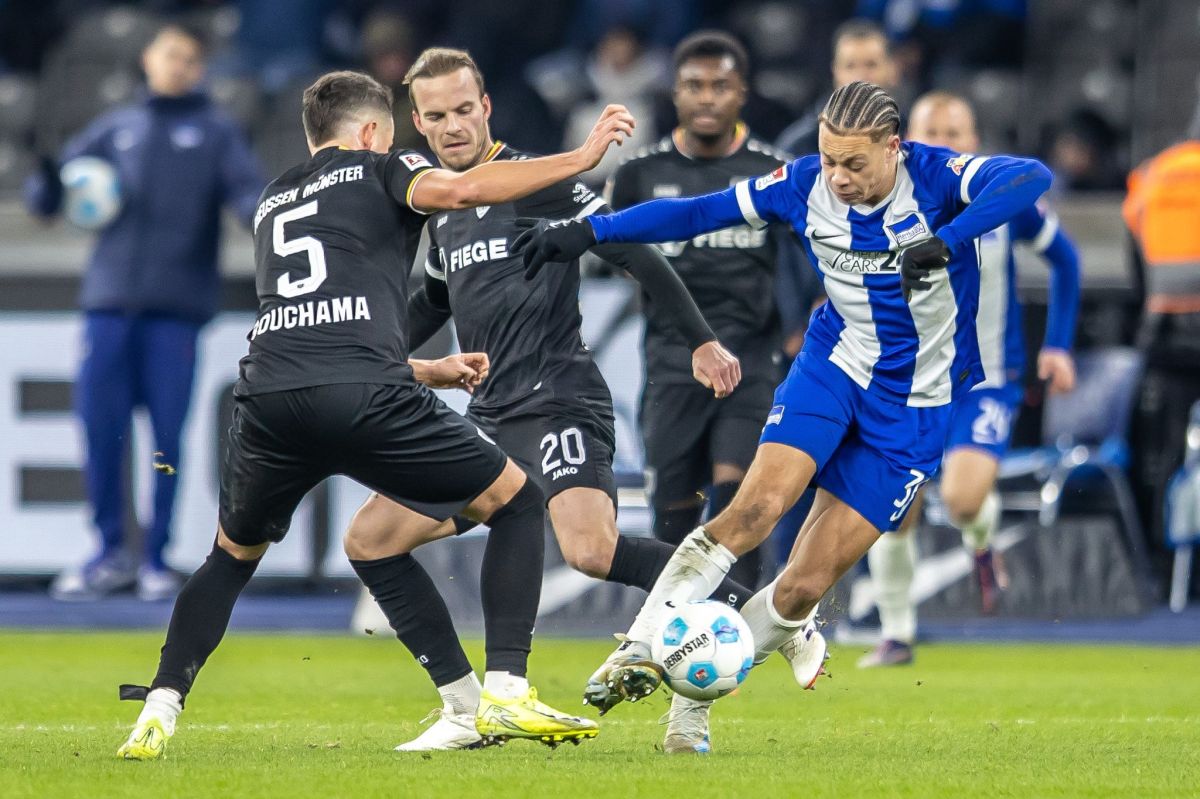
[0,0,1189,193]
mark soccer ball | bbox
[60,156,122,230]
[651,600,755,701]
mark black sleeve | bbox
[382,149,437,213]
[407,243,452,351]
[591,239,716,350]
[513,177,607,221]
[604,161,640,211]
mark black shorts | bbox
[219,382,507,546]
[640,376,776,506]
[469,398,617,506]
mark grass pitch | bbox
[0,631,1196,798]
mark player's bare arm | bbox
[409,105,635,211]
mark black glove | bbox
[511,217,597,279]
[899,236,951,301]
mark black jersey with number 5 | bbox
[236,146,434,396]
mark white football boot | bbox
[395,708,483,751]
[777,621,829,689]
[661,693,712,754]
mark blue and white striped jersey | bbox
[587,140,1052,408]
[734,142,1033,407]
[974,202,1077,389]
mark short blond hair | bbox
[403,48,486,110]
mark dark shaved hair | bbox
[672,30,749,80]
[301,70,393,145]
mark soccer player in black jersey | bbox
[116,70,636,759]
[605,32,795,599]
[345,48,752,741]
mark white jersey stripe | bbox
[805,173,880,389]
[960,155,990,203]
[1030,211,1059,252]
[735,180,767,229]
[891,164,958,406]
[974,225,1009,387]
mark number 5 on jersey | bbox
[274,200,328,298]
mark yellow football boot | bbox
[117,717,172,760]
[475,687,599,748]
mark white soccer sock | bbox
[956,491,1000,552]
[741,579,806,663]
[482,671,528,700]
[868,530,917,644]
[438,672,482,716]
[625,527,737,646]
[138,687,183,735]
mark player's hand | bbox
[512,217,597,279]
[900,236,951,301]
[692,341,742,398]
[575,104,636,171]
[1037,348,1076,395]
[412,353,490,392]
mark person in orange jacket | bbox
[1124,130,1200,567]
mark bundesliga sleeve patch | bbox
[754,165,787,191]
[399,152,433,171]
[946,154,971,175]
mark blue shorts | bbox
[759,355,953,533]
[943,384,1023,459]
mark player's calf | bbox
[549,488,619,579]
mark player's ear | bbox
[411,108,425,136]
[481,93,492,122]
[359,119,379,151]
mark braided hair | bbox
[818,80,900,141]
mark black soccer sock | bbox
[479,479,545,677]
[651,501,704,546]
[150,543,261,698]
[607,534,755,609]
[351,552,473,687]
[707,480,763,589]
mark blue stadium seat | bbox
[1164,400,1200,611]
[997,348,1151,595]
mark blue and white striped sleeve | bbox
[733,164,794,229]
[1011,203,1081,352]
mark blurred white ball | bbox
[60,156,122,231]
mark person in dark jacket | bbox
[25,22,266,601]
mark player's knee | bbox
[558,537,611,579]
[942,487,984,526]
[344,496,410,560]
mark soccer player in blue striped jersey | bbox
[513,81,1053,751]
[859,91,1080,669]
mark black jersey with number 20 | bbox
[236,146,434,396]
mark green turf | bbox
[0,631,1196,798]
